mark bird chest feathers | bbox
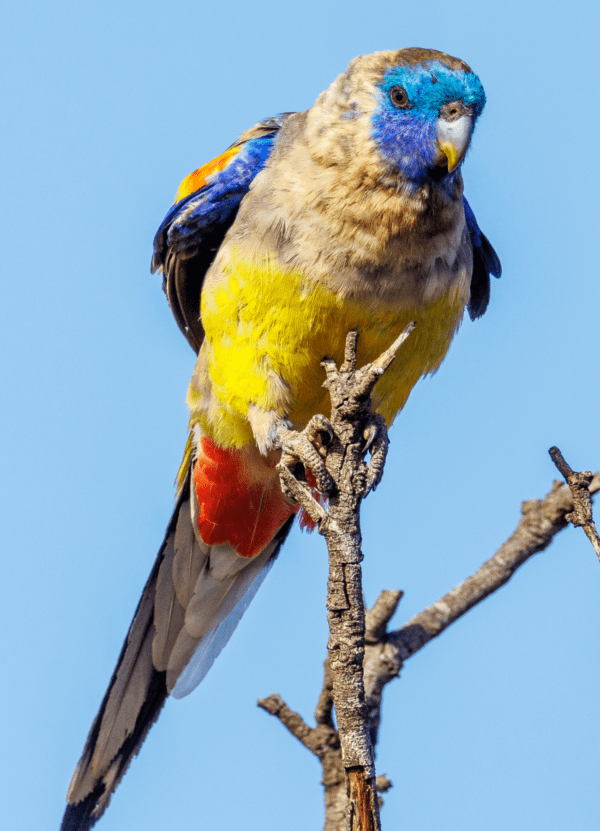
[188,113,474,451]
[194,245,469,450]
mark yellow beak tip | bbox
[440,144,459,173]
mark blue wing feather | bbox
[152,115,293,352]
[463,196,501,320]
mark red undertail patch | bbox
[297,469,328,532]
[193,437,297,558]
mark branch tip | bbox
[343,329,359,371]
[372,322,416,371]
[548,447,600,562]
[365,590,403,642]
[548,446,574,479]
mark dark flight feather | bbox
[464,197,501,320]
[152,115,293,353]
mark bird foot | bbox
[275,415,335,493]
[274,324,414,526]
[274,416,335,526]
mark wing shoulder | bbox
[152,114,294,352]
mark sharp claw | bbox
[363,423,378,453]
[277,463,330,524]
[362,414,389,496]
[305,414,335,457]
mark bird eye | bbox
[389,86,410,109]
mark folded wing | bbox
[463,196,502,321]
[151,114,294,352]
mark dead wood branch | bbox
[259,472,599,831]
[549,446,600,562]
[271,326,414,831]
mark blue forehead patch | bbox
[380,60,486,119]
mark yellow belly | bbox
[192,253,466,448]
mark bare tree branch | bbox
[365,591,403,644]
[549,446,600,563]
[316,328,413,831]
[258,689,349,829]
[272,326,414,831]
[391,473,600,660]
[259,472,600,831]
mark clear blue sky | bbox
[2,1,599,829]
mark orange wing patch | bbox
[193,437,296,559]
[175,146,241,203]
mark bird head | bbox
[370,49,486,186]
[308,49,486,193]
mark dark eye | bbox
[389,86,410,109]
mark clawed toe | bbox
[275,418,335,498]
[362,414,389,495]
[305,414,335,459]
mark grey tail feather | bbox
[59,480,190,831]
[60,476,294,830]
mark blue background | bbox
[2,1,599,829]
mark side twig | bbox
[549,446,600,563]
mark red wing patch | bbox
[175,146,241,203]
[193,437,297,559]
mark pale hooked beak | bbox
[436,101,474,173]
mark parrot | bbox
[61,47,501,830]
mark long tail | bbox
[61,463,294,830]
